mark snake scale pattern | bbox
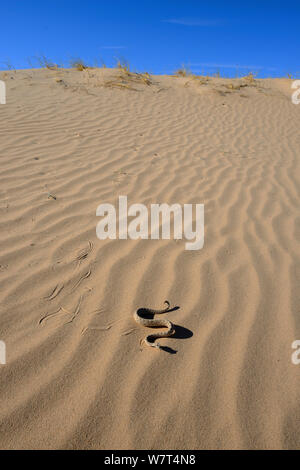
[134,301,175,349]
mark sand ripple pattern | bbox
[0,69,299,449]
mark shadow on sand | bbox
[143,305,193,355]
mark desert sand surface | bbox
[0,67,299,450]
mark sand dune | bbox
[0,67,299,449]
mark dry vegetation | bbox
[0,56,290,101]
[96,59,154,91]
[171,66,263,96]
[102,71,153,91]
[70,58,89,71]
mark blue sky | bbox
[1,0,299,77]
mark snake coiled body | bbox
[134,301,175,349]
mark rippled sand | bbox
[0,68,299,449]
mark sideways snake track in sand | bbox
[134,301,175,349]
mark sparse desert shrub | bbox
[242,72,257,84]
[100,64,153,91]
[102,71,152,91]
[70,58,89,71]
[174,65,192,77]
[1,59,15,71]
[37,55,58,70]
[116,57,130,74]
[135,72,152,86]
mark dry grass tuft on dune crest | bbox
[0,67,299,450]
